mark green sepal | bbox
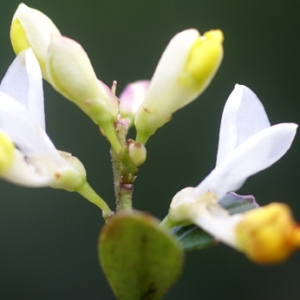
[99,210,183,300]
[219,192,258,214]
[172,192,258,251]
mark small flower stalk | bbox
[135,29,224,144]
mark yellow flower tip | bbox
[236,203,300,265]
[10,18,31,55]
[203,29,224,43]
[10,3,61,79]
[182,29,224,92]
[0,132,15,173]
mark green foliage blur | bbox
[0,1,300,299]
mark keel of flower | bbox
[181,29,223,92]
[236,203,300,264]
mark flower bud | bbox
[236,203,300,264]
[127,140,147,167]
[135,29,224,144]
[50,151,87,191]
[46,35,118,126]
[0,131,15,174]
[10,3,61,80]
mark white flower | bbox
[135,29,224,144]
[0,48,86,190]
[169,84,298,248]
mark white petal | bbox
[0,49,45,130]
[216,85,270,165]
[0,92,64,165]
[141,29,199,114]
[193,202,243,247]
[192,123,297,200]
[1,149,52,187]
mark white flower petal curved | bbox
[192,123,297,201]
[1,149,54,187]
[0,91,63,165]
[216,84,270,165]
[0,48,45,130]
[141,29,199,115]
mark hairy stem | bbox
[111,120,135,212]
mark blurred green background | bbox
[1,0,300,299]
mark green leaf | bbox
[171,225,216,251]
[99,211,183,300]
[172,192,258,251]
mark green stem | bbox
[101,122,122,153]
[159,215,178,231]
[76,181,113,221]
[111,121,134,212]
[135,130,150,145]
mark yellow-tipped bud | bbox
[10,18,30,54]
[236,203,300,264]
[0,131,15,174]
[181,30,223,94]
[135,29,224,144]
[10,3,61,79]
[46,35,118,126]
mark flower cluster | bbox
[1,2,299,279]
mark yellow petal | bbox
[0,132,15,173]
[181,30,224,93]
[10,3,61,79]
[236,203,300,264]
[10,18,31,54]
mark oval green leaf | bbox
[99,211,183,300]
